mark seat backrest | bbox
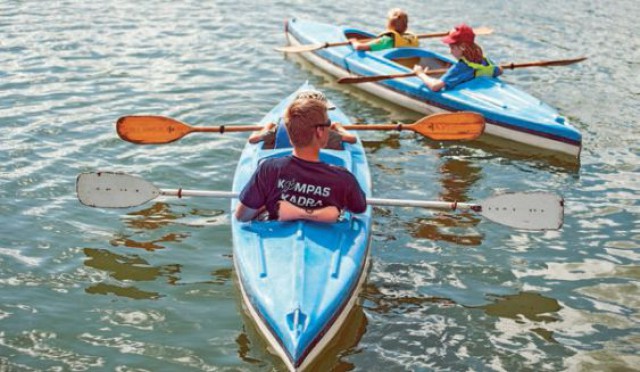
[274,118,293,149]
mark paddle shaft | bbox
[344,124,413,131]
[276,27,493,53]
[338,57,588,84]
[159,188,479,211]
[318,31,460,49]
[194,124,416,133]
[191,125,261,133]
[177,123,430,135]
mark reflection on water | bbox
[83,248,181,299]
[473,134,582,172]
[210,267,232,285]
[436,156,483,202]
[409,155,484,245]
[235,330,264,366]
[123,202,179,230]
[308,304,367,372]
[85,283,161,300]
[362,282,456,314]
[477,292,561,343]
[109,232,189,251]
[362,135,402,153]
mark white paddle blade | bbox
[480,192,564,230]
[76,172,159,208]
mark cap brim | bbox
[441,35,456,44]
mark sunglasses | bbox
[314,119,331,128]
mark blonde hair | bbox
[284,98,328,147]
[387,8,408,34]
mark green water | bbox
[1,1,639,370]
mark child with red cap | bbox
[413,23,502,91]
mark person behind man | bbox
[412,23,503,92]
[350,8,419,52]
[248,89,356,149]
[235,97,367,223]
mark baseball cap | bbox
[442,24,475,45]
[295,89,336,110]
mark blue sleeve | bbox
[239,162,270,209]
[492,63,502,78]
[441,61,476,90]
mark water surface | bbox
[1,1,639,370]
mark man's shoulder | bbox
[257,155,293,170]
[324,163,358,179]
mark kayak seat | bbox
[344,29,375,40]
[272,122,346,151]
[274,119,293,149]
[379,48,452,74]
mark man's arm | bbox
[234,202,265,222]
[248,122,276,144]
[277,201,340,223]
[330,122,357,144]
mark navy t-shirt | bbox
[239,155,367,220]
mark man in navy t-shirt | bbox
[234,97,367,223]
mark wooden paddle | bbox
[116,112,485,144]
[337,57,588,84]
[275,27,494,53]
[76,172,564,230]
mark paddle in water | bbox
[76,172,564,231]
[275,27,494,53]
[116,112,485,144]
[337,57,588,84]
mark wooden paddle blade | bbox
[471,26,494,36]
[413,112,485,140]
[76,172,160,208]
[480,192,564,230]
[275,43,326,53]
[117,116,194,144]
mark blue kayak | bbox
[230,84,373,370]
[284,18,582,159]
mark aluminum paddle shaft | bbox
[77,172,564,230]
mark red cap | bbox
[442,24,475,44]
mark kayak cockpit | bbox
[380,47,452,74]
